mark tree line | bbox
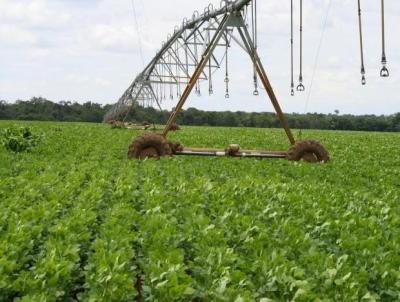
[1,97,399,132]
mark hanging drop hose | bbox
[194,30,200,95]
[163,60,166,100]
[225,31,230,99]
[175,41,181,97]
[290,0,295,96]
[380,0,389,77]
[169,52,174,99]
[156,82,160,104]
[208,28,213,95]
[252,0,259,96]
[297,0,305,92]
[357,0,366,86]
[183,24,190,88]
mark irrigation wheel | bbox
[169,141,184,154]
[287,139,330,163]
[168,123,181,131]
[128,133,171,160]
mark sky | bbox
[0,0,399,115]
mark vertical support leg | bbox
[162,14,230,137]
[162,12,295,146]
[237,15,296,145]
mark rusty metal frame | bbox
[104,0,257,122]
[162,11,296,146]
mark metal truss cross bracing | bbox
[104,0,253,122]
[160,10,295,144]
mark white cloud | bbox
[86,23,139,53]
[65,74,111,87]
[0,0,399,115]
[0,24,37,46]
[0,0,70,28]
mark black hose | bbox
[357,0,366,85]
[252,0,259,95]
[290,0,295,96]
[297,0,305,92]
[225,32,230,99]
[380,0,389,77]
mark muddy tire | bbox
[287,139,329,163]
[128,133,171,159]
[169,142,184,154]
[168,123,181,131]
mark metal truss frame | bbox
[104,0,295,145]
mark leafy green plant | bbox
[0,127,42,152]
[0,121,400,301]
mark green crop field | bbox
[0,120,399,301]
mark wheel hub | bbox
[139,147,159,159]
[302,152,318,163]
[287,139,330,163]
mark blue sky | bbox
[0,0,399,115]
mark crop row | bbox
[1,122,400,301]
[82,173,140,301]
[0,164,94,300]
[128,159,400,301]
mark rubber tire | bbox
[168,124,181,131]
[287,139,330,163]
[169,142,184,154]
[128,133,171,159]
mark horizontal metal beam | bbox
[175,147,288,159]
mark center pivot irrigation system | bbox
[104,0,390,163]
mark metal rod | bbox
[237,16,296,145]
[197,29,221,68]
[148,84,163,111]
[290,0,295,96]
[194,29,200,95]
[297,0,305,92]
[175,148,287,158]
[208,27,214,95]
[162,14,230,137]
[225,31,230,99]
[159,56,179,83]
[380,0,389,77]
[108,0,253,121]
[252,0,259,96]
[357,0,366,85]
[122,84,145,122]
[209,21,247,53]
[381,0,386,61]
